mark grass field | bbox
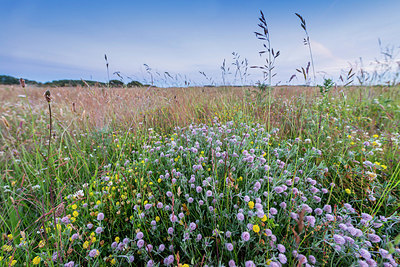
[0,83,399,266]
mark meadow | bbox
[0,81,399,266]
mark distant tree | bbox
[0,75,20,85]
[109,80,124,87]
[127,80,144,87]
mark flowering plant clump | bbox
[1,118,399,266]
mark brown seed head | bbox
[44,90,51,102]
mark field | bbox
[0,83,400,266]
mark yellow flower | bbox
[111,258,116,265]
[266,259,272,265]
[182,264,189,267]
[91,236,96,243]
[71,204,77,210]
[253,225,260,233]
[155,216,160,222]
[2,244,12,252]
[248,201,255,209]
[158,178,162,183]
[32,256,41,265]
[381,165,387,170]
[115,237,120,243]
[7,234,13,240]
[8,257,17,266]
[38,240,46,248]
[261,214,267,222]
[373,134,379,138]
[83,241,90,249]
[345,189,351,195]
[73,211,79,217]
[96,200,101,205]
[70,217,76,223]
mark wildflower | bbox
[237,212,244,221]
[137,239,145,248]
[278,253,287,264]
[95,227,103,234]
[248,201,255,209]
[32,256,41,265]
[64,261,75,267]
[333,234,346,245]
[241,231,250,242]
[168,227,174,235]
[228,260,236,267]
[88,249,99,257]
[83,241,90,249]
[368,233,381,243]
[72,211,79,217]
[189,222,197,231]
[159,244,165,251]
[345,188,351,194]
[277,244,286,253]
[253,225,260,233]
[71,204,77,210]
[97,213,104,221]
[115,236,120,243]
[245,261,256,267]
[270,207,278,215]
[360,249,371,260]
[206,190,213,197]
[226,243,234,251]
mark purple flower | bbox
[163,255,174,266]
[358,260,368,267]
[199,200,204,206]
[314,208,323,215]
[225,243,234,251]
[196,234,202,241]
[228,260,236,267]
[95,227,103,234]
[241,231,250,242]
[189,222,196,231]
[225,231,232,238]
[97,213,104,221]
[245,261,255,267]
[306,216,316,227]
[308,255,316,264]
[137,239,145,249]
[136,232,144,240]
[166,191,173,197]
[362,213,373,221]
[147,260,154,267]
[145,244,153,252]
[368,233,381,243]
[158,244,165,252]
[206,190,213,197]
[277,244,286,253]
[278,253,287,264]
[360,248,371,260]
[128,255,135,263]
[87,223,93,229]
[111,242,118,249]
[71,233,79,241]
[123,238,130,244]
[168,227,174,235]
[333,234,346,245]
[237,213,244,221]
[196,186,202,193]
[145,204,152,210]
[274,186,284,193]
[170,214,178,223]
[157,202,163,209]
[270,207,278,215]
[88,249,99,257]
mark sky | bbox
[1,0,399,86]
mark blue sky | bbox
[1,0,399,86]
